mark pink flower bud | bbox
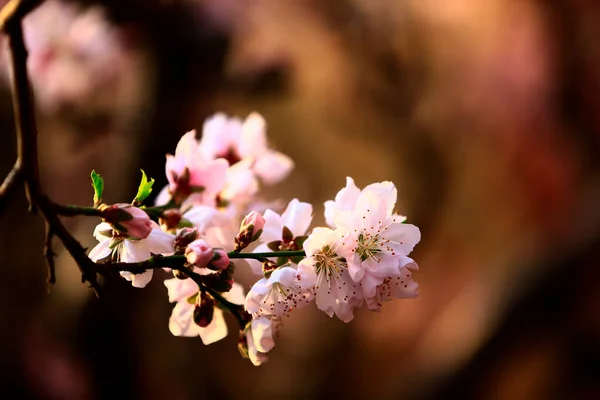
[185,239,213,268]
[234,210,265,251]
[241,210,265,237]
[102,203,152,240]
[211,249,230,270]
[173,227,199,253]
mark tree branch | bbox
[0,0,42,33]
[3,1,103,296]
[43,220,55,285]
[0,160,23,219]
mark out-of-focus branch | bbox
[1,0,103,296]
[0,161,23,218]
[0,0,42,33]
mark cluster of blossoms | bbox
[87,112,420,366]
[0,0,133,113]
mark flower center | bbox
[314,245,347,277]
[355,232,387,262]
[219,147,242,166]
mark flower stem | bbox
[53,202,175,219]
[227,250,306,260]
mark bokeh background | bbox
[2,0,600,398]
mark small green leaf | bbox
[186,293,199,305]
[133,169,155,206]
[91,170,104,206]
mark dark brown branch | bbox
[43,221,55,285]
[3,1,103,296]
[0,0,42,32]
[0,161,23,218]
[52,203,104,217]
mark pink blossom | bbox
[185,239,213,268]
[102,203,152,240]
[211,249,230,270]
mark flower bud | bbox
[210,249,230,270]
[262,259,278,277]
[174,227,199,253]
[101,203,152,240]
[193,292,215,328]
[185,239,213,268]
[234,210,265,251]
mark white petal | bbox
[296,259,317,289]
[88,239,112,262]
[164,277,198,303]
[239,112,267,158]
[336,177,361,205]
[315,282,336,318]
[120,269,153,288]
[184,206,224,232]
[261,209,283,243]
[92,222,113,242]
[385,222,421,256]
[222,162,259,200]
[154,184,171,206]
[245,279,270,314]
[253,151,294,185]
[361,273,382,298]
[168,302,197,337]
[145,228,175,255]
[362,181,397,216]
[347,255,366,283]
[267,266,296,287]
[121,240,151,263]
[251,317,275,353]
[281,199,313,237]
[334,301,357,323]
[302,227,337,257]
[174,130,199,161]
[223,282,246,305]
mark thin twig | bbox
[0,161,23,219]
[0,0,42,33]
[52,203,104,217]
[43,220,55,285]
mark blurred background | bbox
[1,0,600,398]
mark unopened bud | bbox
[234,211,265,251]
[185,239,213,268]
[209,249,230,270]
[101,203,152,240]
[262,259,278,277]
[174,227,199,253]
[193,292,215,328]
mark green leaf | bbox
[90,170,104,206]
[133,169,155,206]
[186,293,199,305]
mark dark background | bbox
[1,0,600,398]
